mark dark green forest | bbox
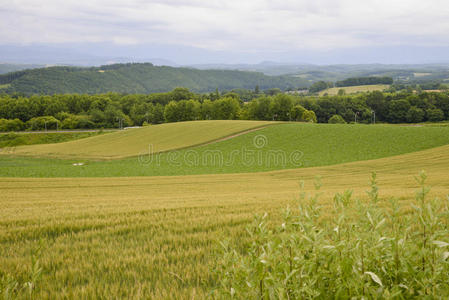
[0,63,308,95]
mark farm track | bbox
[170,124,273,149]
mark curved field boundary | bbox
[189,125,272,147]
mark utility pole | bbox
[116,117,124,129]
[372,110,376,124]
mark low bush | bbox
[328,114,347,124]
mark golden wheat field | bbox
[1,142,449,298]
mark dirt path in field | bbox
[201,125,271,146]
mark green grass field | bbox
[319,84,390,96]
[9,120,272,159]
[1,121,449,298]
[0,131,107,148]
[2,123,449,177]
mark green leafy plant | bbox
[0,242,44,299]
[212,172,449,299]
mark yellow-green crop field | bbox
[319,84,390,96]
[1,121,449,298]
[11,120,273,159]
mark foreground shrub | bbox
[213,172,449,299]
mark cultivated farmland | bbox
[1,121,449,299]
[2,123,449,177]
[9,120,272,159]
[319,84,390,96]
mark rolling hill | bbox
[3,121,449,177]
[0,63,308,95]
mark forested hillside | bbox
[0,63,307,95]
[335,76,393,87]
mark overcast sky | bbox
[1,0,449,64]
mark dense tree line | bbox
[308,81,333,93]
[0,63,308,95]
[300,91,449,124]
[335,76,393,87]
[0,89,317,131]
[1,88,449,131]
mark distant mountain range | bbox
[0,63,45,75]
[0,63,308,95]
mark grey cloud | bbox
[1,0,449,54]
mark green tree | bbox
[212,97,241,120]
[309,81,331,93]
[0,118,25,131]
[388,99,411,123]
[290,105,306,121]
[61,115,95,129]
[247,97,271,120]
[302,110,317,123]
[151,104,165,124]
[406,107,425,123]
[201,100,214,120]
[264,88,282,96]
[26,116,60,130]
[164,101,179,123]
[426,108,445,122]
[269,94,293,121]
